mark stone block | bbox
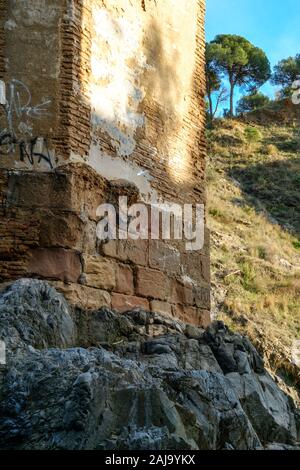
[38,210,96,253]
[7,164,107,219]
[193,283,211,310]
[181,252,210,285]
[102,239,148,266]
[116,264,134,295]
[136,267,170,301]
[198,309,211,328]
[171,304,210,327]
[200,255,211,284]
[27,248,82,283]
[51,281,111,310]
[150,300,173,317]
[7,171,72,211]
[172,304,198,325]
[111,293,150,313]
[171,279,194,305]
[119,240,149,266]
[82,255,116,290]
[149,240,181,275]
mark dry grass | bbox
[207,118,300,400]
[264,143,278,156]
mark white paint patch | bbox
[4,19,17,30]
[181,275,197,287]
[86,144,157,202]
[165,245,181,255]
[0,340,5,365]
[89,7,146,157]
[0,80,6,105]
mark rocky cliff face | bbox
[0,279,299,450]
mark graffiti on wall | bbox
[0,79,53,168]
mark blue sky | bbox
[205,0,300,112]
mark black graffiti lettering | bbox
[0,132,53,169]
[0,79,53,169]
[20,137,53,169]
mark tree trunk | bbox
[229,80,235,116]
[208,91,213,126]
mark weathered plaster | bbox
[89,6,146,157]
[71,145,158,202]
[0,0,62,169]
[1,0,206,206]
[83,0,206,205]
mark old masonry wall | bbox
[0,0,210,327]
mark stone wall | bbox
[0,163,210,327]
[0,0,209,327]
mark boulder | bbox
[0,279,299,450]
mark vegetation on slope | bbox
[207,115,300,400]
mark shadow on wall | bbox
[189,34,207,204]
[85,9,180,165]
[55,1,91,160]
[144,19,179,118]
[135,18,181,182]
[72,2,207,200]
[140,17,206,197]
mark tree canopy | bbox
[272,54,300,97]
[237,92,270,114]
[206,35,271,116]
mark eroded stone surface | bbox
[0,280,299,450]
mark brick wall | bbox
[54,1,92,159]
[0,0,7,80]
[84,0,207,206]
[0,0,210,327]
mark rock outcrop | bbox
[0,279,299,450]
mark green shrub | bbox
[244,126,262,144]
[237,92,270,114]
[292,240,300,251]
[209,208,222,218]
